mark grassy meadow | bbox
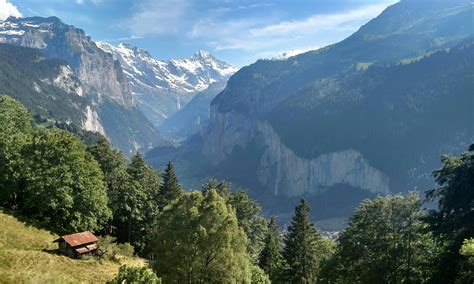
[0,210,146,283]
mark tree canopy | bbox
[283,199,329,283]
[22,129,111,232]
[329,193,439,283]
[153,189,252,283]
[426,145,474,282]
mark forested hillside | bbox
[0,95,473,282]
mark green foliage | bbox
[228,188,267,257]
[202,180,268,258]
[258,217,285,282]
[152,190,252,283]
[108,265,161,284]
[328,193,439,283]
[458,238,474,283]
[251,264,271,284]
[426,145,474,281]
[283,199,329,283]
[112,153,161,254]
[21,129,111,233]
[0,95,33,206]
[98,236,134,261]
[159,161,183,209]
[0,210,147,283]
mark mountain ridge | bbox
[0,16,165,154]
[96,41,237,125]
[147,0,474,219]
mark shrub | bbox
[108,266,160,284]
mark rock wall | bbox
[203,108,389,197]
[256,122,389,196]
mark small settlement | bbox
[54,231,99,258]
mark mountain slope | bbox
[0,210,145,283]
[147,0,474,219]
[0,16,165,154]
[97,42,237,125]
[160,80,227,141]
[0,43,89,127]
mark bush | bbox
[251,264,270,284]
[458,239,474,283]
[108,266,160,284]
[98,236,134,261]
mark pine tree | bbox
[159,161,183,209]
[259,217,284,282]
[118,153,161,254]
[87,138,129,234]
[283,199,322,283]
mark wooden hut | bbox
[54,231,99,258]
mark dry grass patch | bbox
[0,210,146,283]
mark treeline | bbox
[1,95,473,283]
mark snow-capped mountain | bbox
[97,42,237,125]
[0,16,165,154]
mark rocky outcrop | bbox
[256,122,389,196]
[0,17,163,154]
[203,107,255,165]
[0,16,133,106]
[202,108,389,197]
[41,65,84,97]
[82,106,105,136]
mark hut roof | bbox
[54,231,98,247]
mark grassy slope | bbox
[0,210,146,283]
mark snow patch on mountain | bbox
[97,42,237,94]
[96,41,237,126]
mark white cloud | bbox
[250,3,393,37]
[0,0,22,20]
[127,0,190,36]
[75,0,103,5]
[189,1,397,55]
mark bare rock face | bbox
[255,122,389,196]
[202,107,389,197]
[0,16,133,107]
[203,106,254,165]
[41,65,84,97]
[0,16,164,154]
[82,106,106,136]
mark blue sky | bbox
[1,0,398,67]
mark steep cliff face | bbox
[255,122,389,196]
[202,109,389,197]
[0,16,133,106]
[146,0,474,220]
[0,17,163,154]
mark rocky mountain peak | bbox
[97,41,237,125]
[192,50,212,60]
[0,16,134,107]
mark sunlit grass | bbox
[0,210,146,283]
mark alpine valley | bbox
[0,0,473,223]
[146,0,474,221]
[0,16,236,153]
